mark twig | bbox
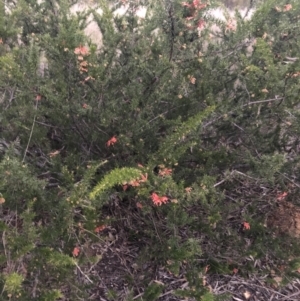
[35,120,56,128]
[133,292,144,300]
[168,3,175,62]
[233,170,257,180]
[146,94,281,133]
[244,97,284,106]
[214,170,258,187]
[94,125,110,136]
[226,278,288,298]
[133,286,183,300]
[214,178,227,187]
[158,289,175,299]
[73,260,93,284]
[242,0,254,20]
[31,270,40,298]
[277,172,300,188]
[146,103,192,126]
[22,100,38,163]
[281,290,300,301]
[202,96,283,131]
[150,212,162,244]
[2,231,7,260]
[231,122,244,132]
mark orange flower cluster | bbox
[151,192,168,206]
[122,173,148,191]
[197,19,205,30]
[225,19,236,33]
[158,167,172,177]
[94,225,106,233]
[242,221,250,230]
[72,246,80,257]
[290,71,300,78]
[275,4,292,12]
[74,45,90,73]
[284,4,292,11]
[74,45,89,56]
[185,187,192,194]
[106,136,117,147]
[277,191,288,201]
[182,0,206,11]
[188,74,196,84]
[182,0,206,30]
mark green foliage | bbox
[202,292,215,301]
[3,272,23,295]
[0,154,84,300]
[140,283,164,301]
[1,0,300,299]
[151,106,215,165]
[90,167,142,200]
[40,290,64,301]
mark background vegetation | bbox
[1,0,300,300]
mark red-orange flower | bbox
[139,173,148,183]
[159,168,172,177]
[182,2,191,7]
[151,192,168,206]
[74,45,89,56]
[129,179,140,187]
[225,19,236,32]
[72,246,80,257]
[283,4,292,11]
[185,187,192,194]
[242,221,250,230]
[186,16,195,20]
[182,0,206,10]
[94,225,106,233]
[193,0,206,10]
[182,0,206,29]
[106,136,117,147]
[277,191,288,201]
[197,19,206,29]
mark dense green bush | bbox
[1,0,300,299]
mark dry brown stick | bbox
[280,289,300,301]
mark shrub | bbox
[1,0,300,300]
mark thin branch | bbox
[168,3,175,62]
[35,120,56,128]
[244,97,284,106]
[214,178,227,187]
[73,260,93,284]
[214,170,259,187]
[231,122,244,132]
[277,172,300,189]
[227,278,290,299]
[281,290,300,301]
[150,212,162,244]
[233,170,257,180]
[22,100,38,163]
